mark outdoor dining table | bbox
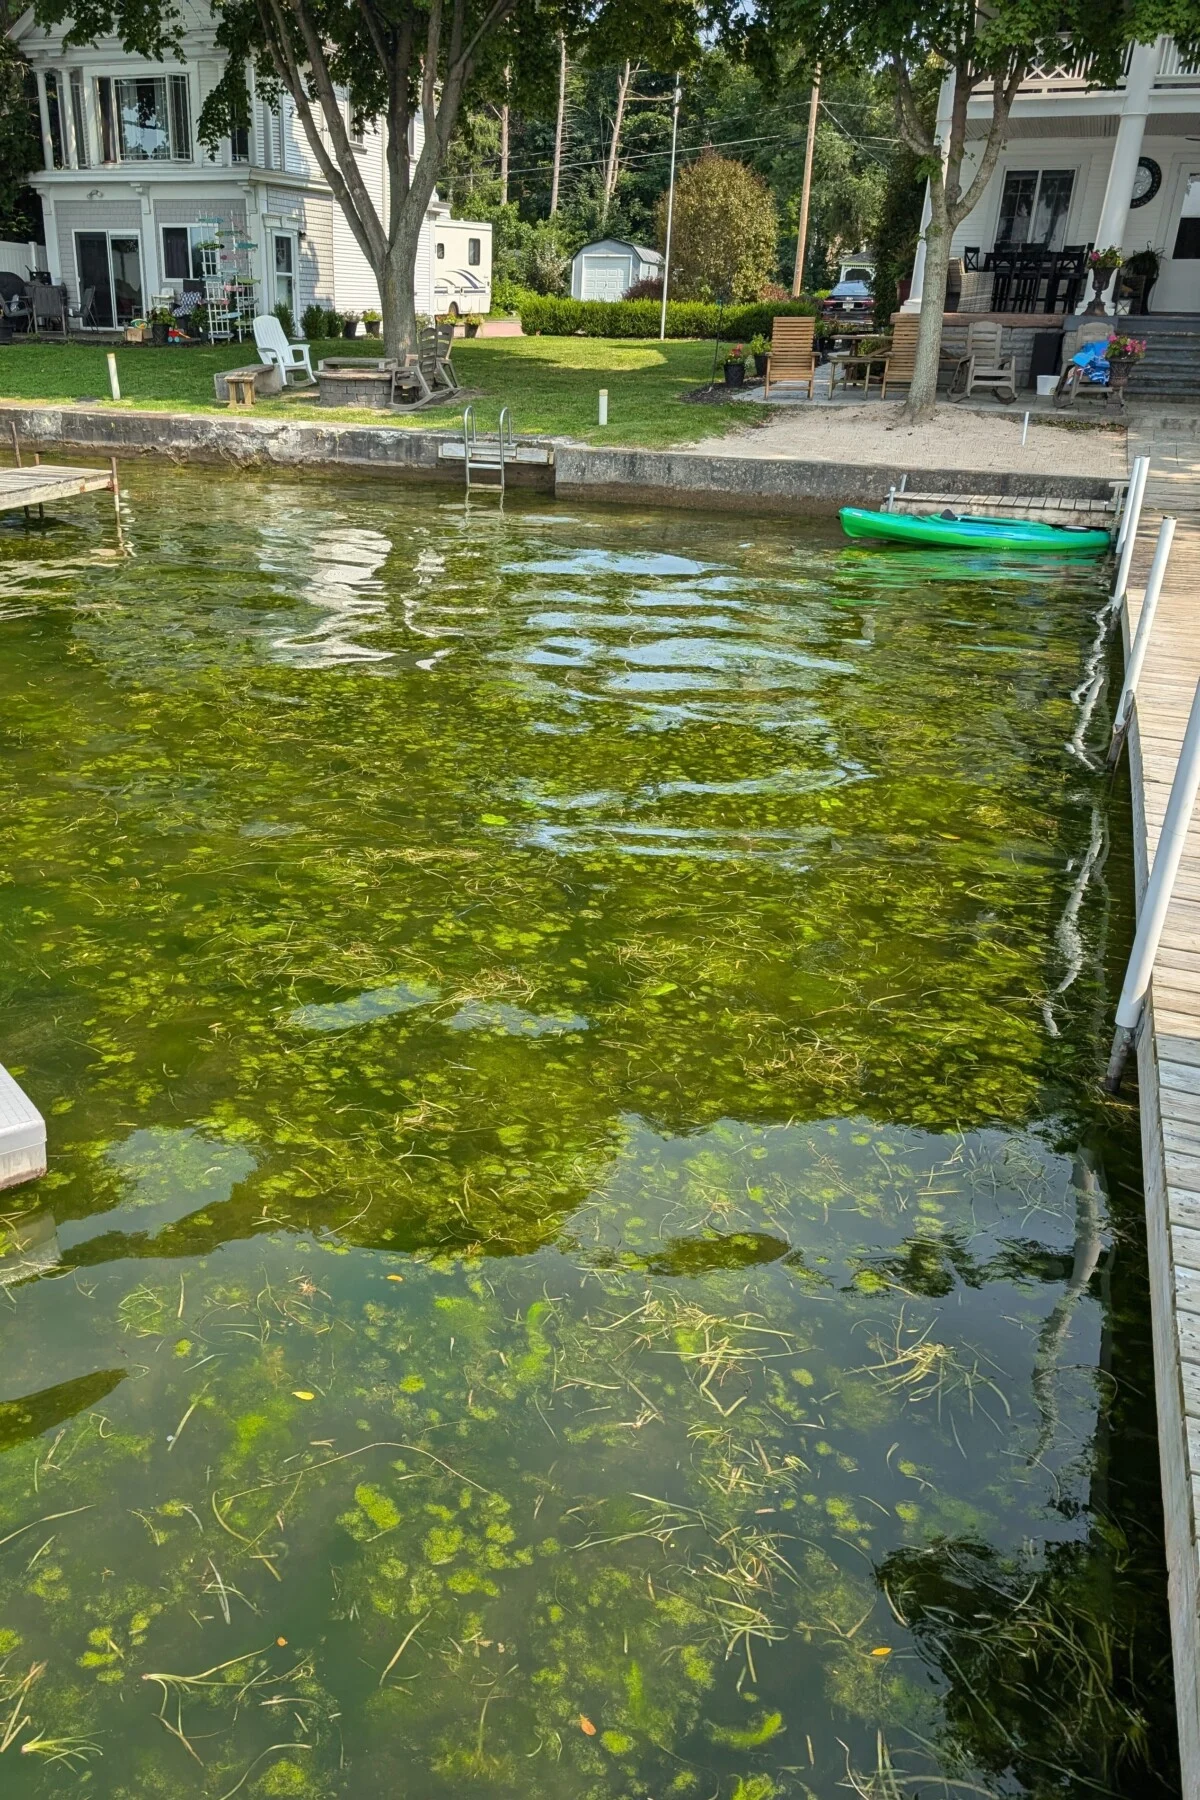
[828,348,890,397]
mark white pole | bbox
[598,388,608,426]
[1021,410,1030,446]
[1117,454,1148,552]
[658,76,681,343]
[1109,515,1176,754]
[1112,458,1149,602]
[1105,673,1200,1090]
[106,351,120,401]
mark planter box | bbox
[212,362,284,402]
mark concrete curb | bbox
[0,402,1119,516]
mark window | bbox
[69,70,88,167]
[44,72,66,169]
[161,224,222,283]
[468,237,481,266]
[231,123,250,163]
[1173,174,1200,259]
[113,74,191,161]
[996,168,1074,249]
[436,240,445,259]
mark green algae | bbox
[0,470,1177,1798]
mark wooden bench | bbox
[225,369,258,408]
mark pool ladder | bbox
[462,405,515,494]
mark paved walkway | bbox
[1123,408,1200,1797]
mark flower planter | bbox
[723,362,745,387]
[151,321,170,347]
[753,352,769,378]
[1084,266,1117,316]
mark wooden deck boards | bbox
[1124,460,1200,1794]
[0,463,113,512]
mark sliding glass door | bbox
[74,231,143,328]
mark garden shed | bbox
[569,239,662,302]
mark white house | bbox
[9,0,491,331]
[570,239,662,302]
[907,35,1200,318]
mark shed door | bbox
[583,255,631,301]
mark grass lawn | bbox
[0,333,767,448]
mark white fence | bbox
[0,241,45,280]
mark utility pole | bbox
[550,33,567,216]
[499,65,510,205]
[659,75,682,342]
[791,68,820,298]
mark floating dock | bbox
[1124,500,1200,1797]
[0,462,115,513]
[0,1063,46,1192]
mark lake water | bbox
[0,468,1178,1798]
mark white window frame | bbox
[989,161,1081,251]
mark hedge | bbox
[506,290,819,340]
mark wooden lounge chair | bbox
[763,316,815,399]
[950,321,1016,403]
[391,323,460,412]
[880,316,921,397]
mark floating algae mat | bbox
[0,470,1178,1798]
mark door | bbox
[1155,170,1200,312]
[583,255,631,301]
[272,233,297,314]
[73,231,142,328]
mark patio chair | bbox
[880,316,921,397]
[763,316,815,399]
[253,313,315,385]
[950,322,1016,403]
[28,282,66,335]
[66,285,96,331]
[391,325,460,412]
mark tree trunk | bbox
[602,61,635,220]
[904,198,951,420]
[380,212,425,363]
[499,64,510,206]
[550,33,567,216]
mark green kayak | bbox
[839,506,1112,555]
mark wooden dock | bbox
[1122,433,1200,1796]
[0,462,115,512]
[891,489,1120,528]
[0,1063,46,1192]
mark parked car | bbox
[822,277,875,325]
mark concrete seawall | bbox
[0,403,1119,517]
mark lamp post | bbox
[659,75,682,343]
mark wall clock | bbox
[1131,156,1162,208]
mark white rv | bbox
[430,218,492,317]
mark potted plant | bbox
[1084,245,1124,315]
[1104,331,1147,394]
[748,333,771,378]
[1120,247,1160,315]
[723,342,746,387]
[361,309,381,337]
[149,306,174,347]
[188,304,208,342]
[341,311,361,338]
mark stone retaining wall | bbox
[0,402,1118,516]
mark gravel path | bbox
[691,401,1128,477]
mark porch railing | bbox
[1157,38,1200,81]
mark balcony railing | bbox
[1157,38,1200,82]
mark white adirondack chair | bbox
[253,314,314,385]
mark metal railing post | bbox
[1108,515,1176,769]
[1116,455,1148,553]
[1104,673,1200,1093]
[1112,456,1149,601]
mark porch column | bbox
[902,72,956,313]
[35,72,55,171]
[1083,39,1160,310]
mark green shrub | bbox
[323,308,343,337]
[508,290,817,341]
[301,304,326,341]
[273,301,296,340]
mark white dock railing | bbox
[1104,496,1198,1091]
